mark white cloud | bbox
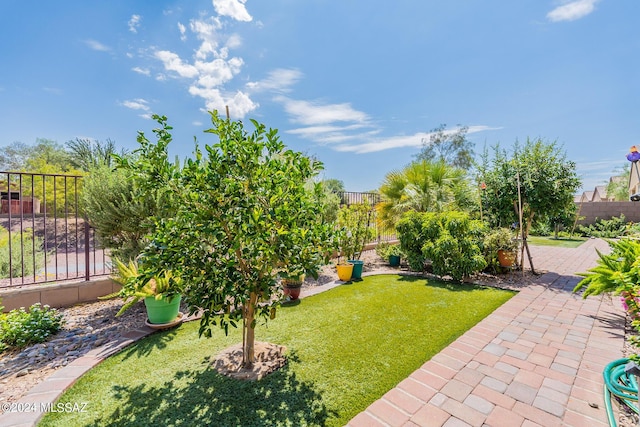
[84,39,110,52]
[128,14,141,33]
[277,97,386,148]
[121,98,151,112]
[547,0,600,22]
[150,12,254,118]
[155,50,199,78]
[132,67,150,76]
[246,69,303,93]
[178,22,187,41]
[333,126,497,154]
[280,98,370,126]
[212,0,252,22]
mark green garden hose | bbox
[603,358,639,427]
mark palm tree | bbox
[377,160,474,231]
[66,138,123,171]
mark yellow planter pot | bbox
[336,263,354,281]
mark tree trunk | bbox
[242,291,258,368]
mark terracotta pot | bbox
[497,249,516,267]
[285,285,301,300]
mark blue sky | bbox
[1,0,637,193]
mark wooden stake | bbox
[517,171,536,275]
[225,105,230,119]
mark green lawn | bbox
[39,274,514,427]
[527,235,587,248]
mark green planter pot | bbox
[144,295,182,324]
[348,260,364,279]
[388,255,401,267]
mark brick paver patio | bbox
[348,238,623,427]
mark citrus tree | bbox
[120,112,335,368]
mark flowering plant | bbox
[0,303,63,352]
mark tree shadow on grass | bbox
[396,274,483,292]
[88,351,336,427]
[117,327,180,360]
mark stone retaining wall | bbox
[0,278,121,312]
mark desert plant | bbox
[0,303,63,352]
[81,163,176,261]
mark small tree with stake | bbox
[118,111,335,371]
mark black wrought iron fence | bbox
[337,191,396,243]
[0,171,110,289]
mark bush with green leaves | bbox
[0,303,63,352]
[81,163,175,261]
[375,241,403,260]
[0,227,47,279]
[397,211,487,281]
[577,214,629,238]
[529,220,552,237]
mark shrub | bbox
[81,164,174,261]
[0,303,63,352]
[337,202,375,260]
[375,241,403,261]
[0,227,48,279]
[529,221,552,237]
[397,212,429,271]
[577,214,628,238]
[397,211,487,281]
[375,241,390,259]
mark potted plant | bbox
[483,227,518,267]
[337,203,375,279]
[387,244,403,267]
[104,258,184,325]
[375,241,403,266]
[280,272,305,301]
